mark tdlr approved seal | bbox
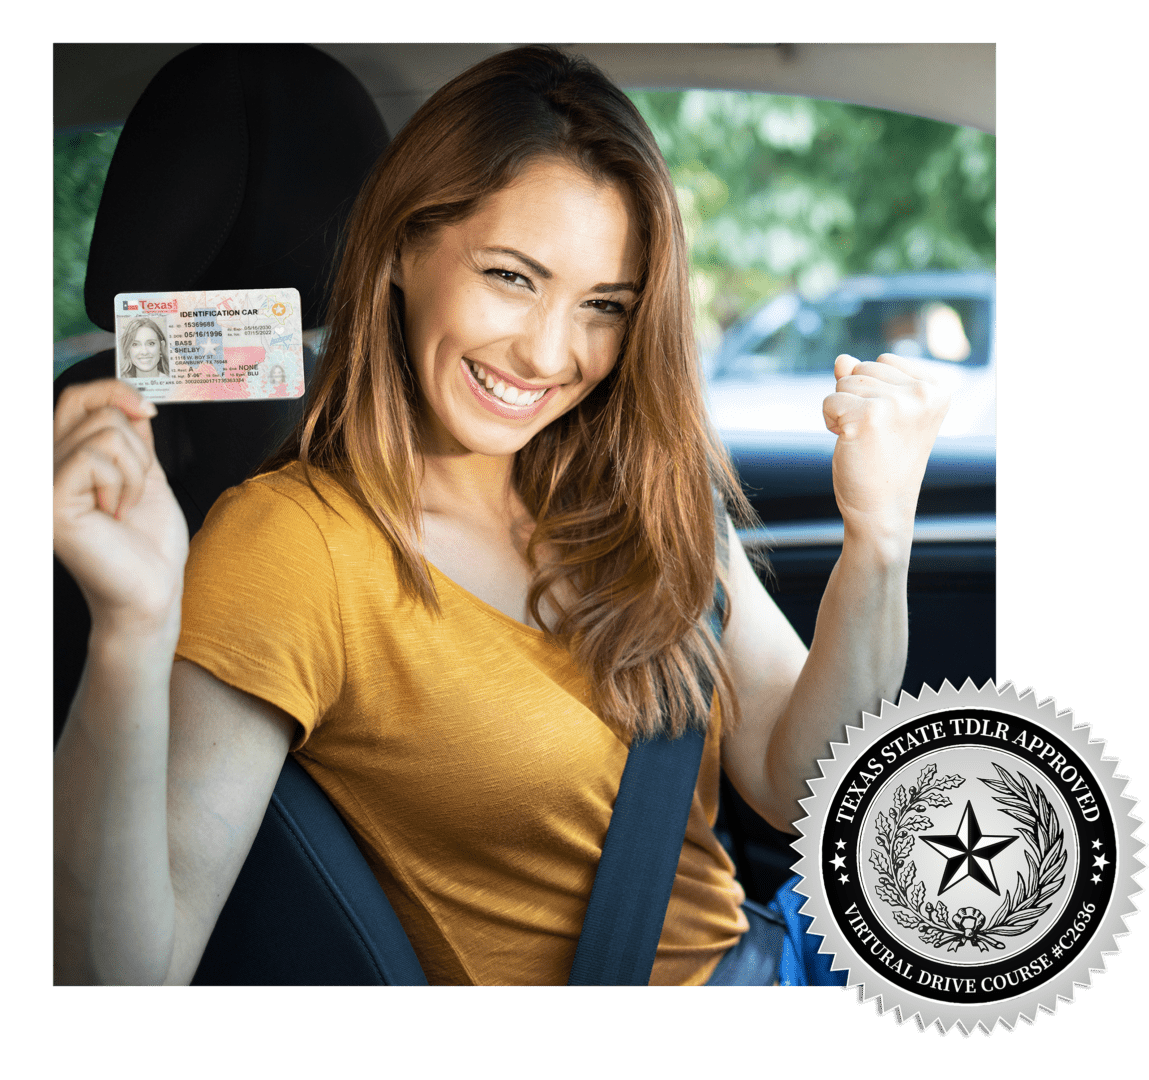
[793,681,1140,1032]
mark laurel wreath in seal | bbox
[869,762,1067,952]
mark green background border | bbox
[15,4,1139,1075]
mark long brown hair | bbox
[265,46,753,738]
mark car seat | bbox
[53,44,426,984]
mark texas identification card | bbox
[113,288,305,403]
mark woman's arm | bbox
[720,353,948,832]
[54,657,294,985]
[53,380,294,984]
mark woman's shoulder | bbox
[194,461,378,563]
[216,461,366,525]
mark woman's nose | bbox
[512,306,574,381]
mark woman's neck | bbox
[418,444,524,529]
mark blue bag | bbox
[707,874,848,986]
[769,874,848,986]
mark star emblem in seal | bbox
[920,801,1018,894]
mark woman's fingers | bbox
[826,353,948,423]
[59,424,150,518]
[54,404,150,469]
[873,352,943,381]
[832,353,937,392]
[823,353,952,536]
[55,436,145,521]
[835,352,939,381]
[53,378,188,627]
[833,375,894,400]
[54,408,152,519]
[54,378,156,443]
[54,417,147,519]
[54,380,158,519]
[822,391,889,439]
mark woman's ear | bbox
[391,248,405,292]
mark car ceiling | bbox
[54,43,994,137]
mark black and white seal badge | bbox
[792,681,1141,1033]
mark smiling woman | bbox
[53,44,948,986]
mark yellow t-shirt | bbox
[176,462,748,984]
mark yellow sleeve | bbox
[175,478,346,748]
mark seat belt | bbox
[569,517,728,985]
[567,726,709,984]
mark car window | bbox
[825,296,986,365]
[54,126,122,377]
[627,90,995,438]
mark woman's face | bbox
[128,325,162,374]
[396,158,641,459]
[269,365,285,384]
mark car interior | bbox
[53,43,995,984]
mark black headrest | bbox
[84,44,388,332]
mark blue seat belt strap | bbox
[569,515,728,985]
[566,723,709,985]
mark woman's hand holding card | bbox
[53,378,188,641]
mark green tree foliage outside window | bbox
[54,127,122,343]
[627,91,995,355]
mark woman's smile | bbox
[461,358,555,417]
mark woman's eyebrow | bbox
[484,246,552,279]
[483,246,636,294]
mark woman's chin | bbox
[429,414,543,460]
[418,394,540,458]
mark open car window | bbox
[625,90,994,441]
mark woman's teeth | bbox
[468,361,546,406]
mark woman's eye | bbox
[487,268,530,288]
[587,299,628,317]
